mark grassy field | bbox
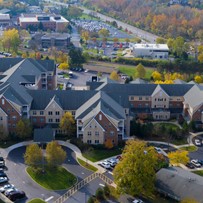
[27,167,77,190]
[193,170,203,177]
[79,13,98,20]
[77,158,98,172]
[118,66,154,80]
[83,148,122,162]
[28,199,46,203]
[180,145,198,152]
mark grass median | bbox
[77,158,98,172]
[28,199,46,203]
[27,166,77,190]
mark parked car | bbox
[0,157,4,167]
[8,191,26,201]
[0,177,8,184]
[194,139,202,146]
[133,198,144,203]
[186,162,195,169]
[154,147,162,154]
[198,160,203,166]
[191,159,201,168]
[100,161,111,169]
[107,158,117,167]
[5,188,18,197]
[0,172,7,177]
[0,184,14,193]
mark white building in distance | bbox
[132,44,169,59]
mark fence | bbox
[53,172,114,203]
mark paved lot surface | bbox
[189,135,203,160]
[5,146,94,203]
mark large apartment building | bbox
[0,58,202,146]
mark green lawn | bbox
[79,13,98,20]
[82,148,122,162]
[118,66,154,80]
[27,167,77,190]
[153,123,180,131]
[193,170,203,176]
[77,158,98,172]
[28,199,46,203]
[180,145,197,152]
[171,139,188,145]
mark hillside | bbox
[81,0,203,40]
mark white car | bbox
[154,147,162,154]
[194,139,201,146]
[0,184,14,193]
[133,198,143,203]
[107,158,117,167]
[0,177,8,184]
[191,159,201,168]
[100,161,111,169]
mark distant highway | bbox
[43,0,159,43]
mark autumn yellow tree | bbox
[59,112,75,136]
[113,140,158,198]
[168,150,189,166]
[110,71,119,80]
[198,53,203,63]
[135,63,146,79]
[151,71,162,81]
[1,28,21,53]
[81,30,89,44]
[58,63,69,70]
[194,75,203,83]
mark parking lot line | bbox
[45,196,54,202]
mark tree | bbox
[67,6,82,19]
[151,71,162,81]
[156,37,166,44]
[81,30,89,44]
[58,63,69,70]
[168,150,189,166]
[24,144,43,169]
[1,28,21,53]
[59,112,75,135]
[16,119,32,139]
[46,141,66,168]
[98,28,110,38]
[69,48,85,65]
[113,140,158,198]
[95,188,104,200]
[181,198,199,203]
[109,71,119,81]
[87,196,95,203]
[198,53,203,63]
[194,75,203,83]
[135,63,146,78]
[0,125,8,141]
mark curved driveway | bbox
[5,146,93,203]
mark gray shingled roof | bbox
[184,85,203,109]
[156,167,203,202]
[75,91,126,120]
[28,90,97,110]
[130,78,148,84]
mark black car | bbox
[186,162,195,169]
[8,191,26,201]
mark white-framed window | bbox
[87,140,92,144]
[55,111,60,115]
[2,99,4,105]
[95,140,99,144]
[88,131,91,136]
[40,111,44,115]
[99,114,102,120]
[56,119,60,123]
[95,131,99,136]
[110,131,114,136]
[48,118,53,123]
[48,111,52,115]
[33,111,36,115]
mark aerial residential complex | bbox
[18,14,69,32]
[0,58,202,146]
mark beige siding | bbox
[83,119,104,144]
[152,90,169,108]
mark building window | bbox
[56,118,60,123]
[55,111,60,115]
[33,118,37,123]
[2,99,4,105]
[0,117,2,121]
[48,118,53,123]
[88,131,91,136]
[40,111,44,115]
[95,131,99,136]
[48,111,52,115]
[146,97,149,100]
[95,140,99,144]
[12,108,14,112]
[130,96,134,101]
[12,124,16,128]
[33,111,36,115]
[72,111,75,116]
[99,114,102,120]
[7,108,10,113]
[12,116,16,121]
[40,118,44,123]
[110,131,114,136]
[139,97,142,100]
[87,140,92,144]
[155,98,156,101]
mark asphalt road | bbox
[189,135,203,161]
[5,146,94,202]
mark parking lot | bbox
[72,19,133,39]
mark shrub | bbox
[87,196,95,203]
[95,188,104,200]
[103,184,110,197]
